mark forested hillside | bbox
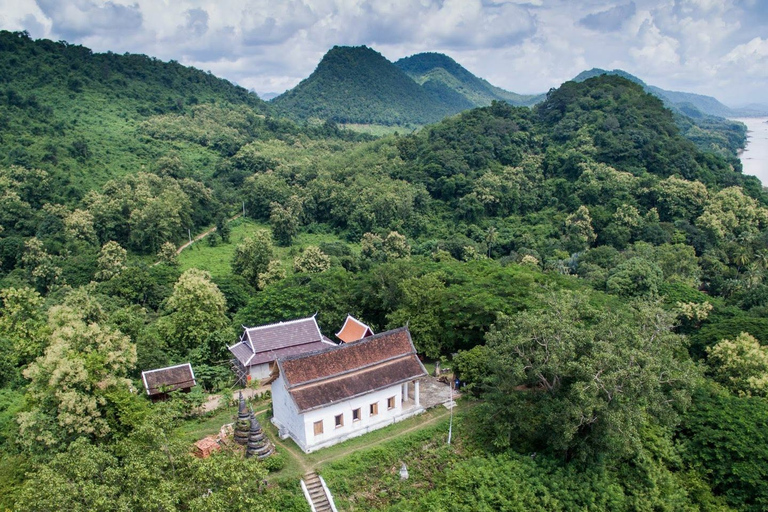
[1,31,768,511]
[271,45,467,125]
[395,52,544,107]
[573,68,750,156]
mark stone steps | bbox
[302,471,334,512]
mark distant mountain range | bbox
[272,46,767,129]
[572,68,768,118]
[270,46,542,126]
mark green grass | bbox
[341,123,422,136]
[261,404,459,482]
[319,407,472,511]
[175,406,238,444]
[178,218,356,278]
[178,218,269,277]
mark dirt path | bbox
[174,213,242,256]
[200,383,270,413]
[271,430,314,474]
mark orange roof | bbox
[336,315,374,343]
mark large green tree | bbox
[159,268,228,354]
[231,230,274,289]
[18,304,137,450]
[479,291,697,461]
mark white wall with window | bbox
[273,379,423,453]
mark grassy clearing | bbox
[175,405,238,444]
[178,218,269,277]
[340,123,422,136]
[178,218,357,278]
[175,392,273,444]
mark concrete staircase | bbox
[301,471,336,512]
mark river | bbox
[732,117,768,186]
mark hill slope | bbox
[394,52,544,107]
[573,68,768,118]
[572,68,749,156]
[271,46,468,126]
[0,30,270,193]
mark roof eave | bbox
[294,370,428,413]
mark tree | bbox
[606,257,663,297]
[232,230,274,288]
[21,237,63,292]
[64,209,97,244]
[157,241,178,266]
[696,186,768,243]
[564,205,596,253]
[382,231,411,260]
[655,176,708,221]
[453,344,490,395]
[485,226,498,258]
[387,273,446,358]
[269,195,302,246]
[18,305,137,450]
[360,232,385,262]
[293,246,331,274]
[15,409,283,512]
[0,287,48,385]
[361,231,410,263]
[479,292,696,461]
[707,332,768,397]
[95,241,127,281]
[215,215,231,244]
[257,260,286,289]
[160,269,228,354]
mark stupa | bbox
[233,391,250,445]
[246,409,275,459]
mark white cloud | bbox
[723,37,768,76]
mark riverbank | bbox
[732,117,768,185]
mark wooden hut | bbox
[141,363,196,402]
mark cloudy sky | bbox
[1,0,767,106]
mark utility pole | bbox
[447,381,453,445]
[188,228,192,244]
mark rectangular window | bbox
[313,420,323,436]
[352,408,361,422]
[387,396,396,410]
[335,414,344,428]
[370,402,378,416]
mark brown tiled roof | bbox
[230,316,333,367]
[243,316,322,351]
[142,363,196,396]
[231,340,336,367]
[278,327,426,412]
[336,314,374,343]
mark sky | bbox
[1,0,767,106]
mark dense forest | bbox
[1,30,768,511]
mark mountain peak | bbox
[395,52,543,108]
[271,45,462,125]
